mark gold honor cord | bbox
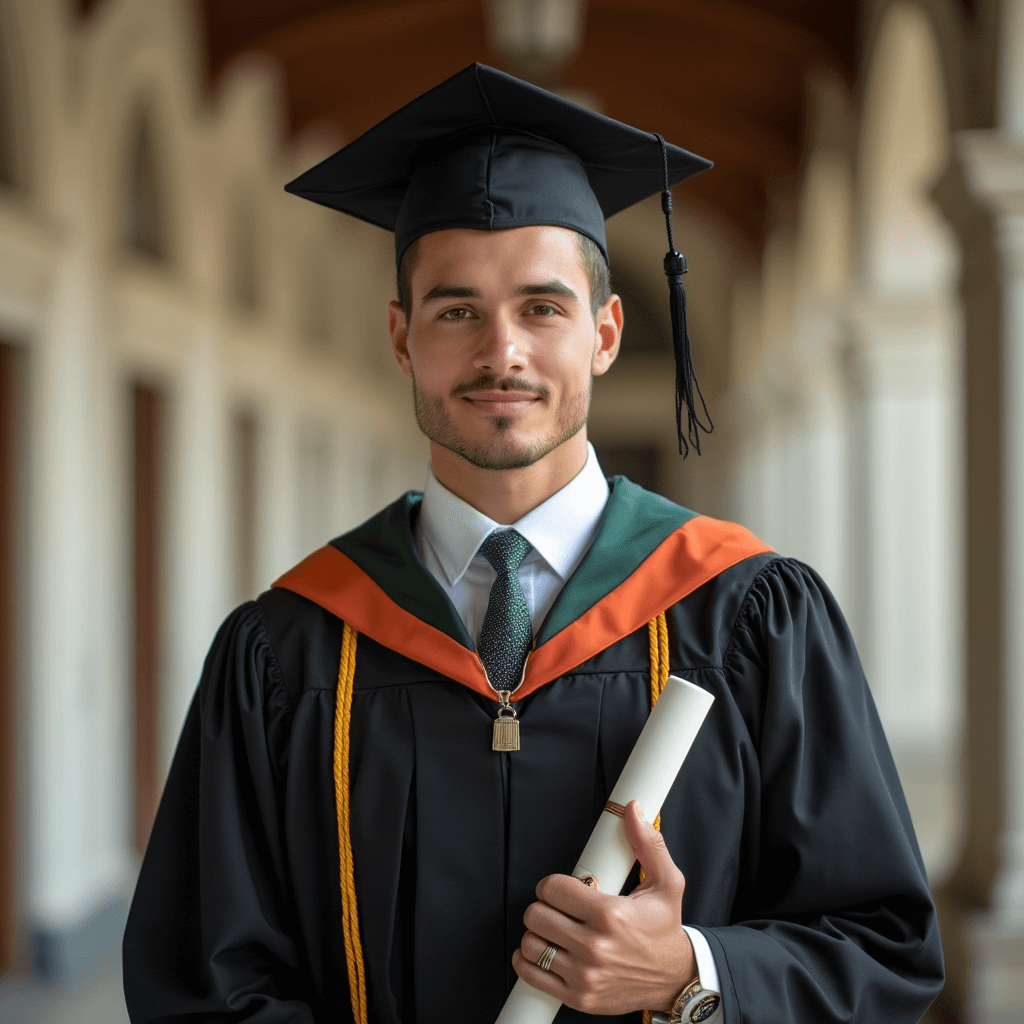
[645,611,670,835]
[643,611,671,1024]
[334,613,671,1023]
[335,622,368,1024]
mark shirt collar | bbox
[418,443,610,587]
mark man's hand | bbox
[511,800,697,1015]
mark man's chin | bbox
[439,434,555,472]
[429,421,588,471]
[413,379,590,472]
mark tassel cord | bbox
[335,623,368,1024]
[642,612,671,1024]
[654,134,714,456]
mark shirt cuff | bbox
[682,925,723,1021]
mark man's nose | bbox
[472,311,527,376]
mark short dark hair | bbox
[396,230,611,321]
[575,233,611,320]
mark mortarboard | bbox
[285,63,714,455]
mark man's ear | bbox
[388,300,414,380]
[592,293,623,377]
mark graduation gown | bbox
[122,477,944,1023]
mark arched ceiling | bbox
[74,0,970,250]
[190,0,862,250]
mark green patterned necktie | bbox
[477,529,533,693]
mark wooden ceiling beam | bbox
[214,0,489,134]
[570,11,812,140]
[732,0,859,72]
[586,0,835,65]
[219,0,479,73]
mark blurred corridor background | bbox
[0,0,1021,1020]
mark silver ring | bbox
[537,943,558,972]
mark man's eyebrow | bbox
[420,285,481,304]
[516,280,578,300]
[419,280,578,304]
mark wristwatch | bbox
[650,977,722,1024]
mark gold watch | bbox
[650,976,722,1024]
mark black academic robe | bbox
[123,478,944,1023]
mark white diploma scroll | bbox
[494,675,715,1024]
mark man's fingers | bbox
[623,800,684,893]
[511,947,572,1000]
[534,872,604,924]
[519,931,574,982]
[523,896,588,956]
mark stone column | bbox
[957,128,1024,1022]
[164,322,230,772]
[27,125,134,978]
[843,292,962,870]
[846,295,961,739]
[261,396,300,584]
[783,309,851,611]
[164,160,232,772]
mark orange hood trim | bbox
[272,515,772,702]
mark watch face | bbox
[688,993,721,1022]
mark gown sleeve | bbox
[699,558,945,1023]
[122,602,317,1023]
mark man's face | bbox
[388,225,622,471]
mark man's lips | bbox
[461,390,542,412]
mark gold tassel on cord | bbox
[334,622,367,1024]
[643,611,671,1024]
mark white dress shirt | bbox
[415,442,722,1016]
[417,442,610,640]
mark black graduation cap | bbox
[285,63,714,455]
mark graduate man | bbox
[123,65,944,1024]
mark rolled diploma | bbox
[494,675,715,1024]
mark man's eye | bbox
[439,307,475,321]
[527,304,557,316]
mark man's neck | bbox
[429,432,589,525]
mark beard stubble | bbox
[412,372,591,471]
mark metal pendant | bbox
[492,715,520,751]
[492,690,520,751]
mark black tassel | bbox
[654,134,713,456]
